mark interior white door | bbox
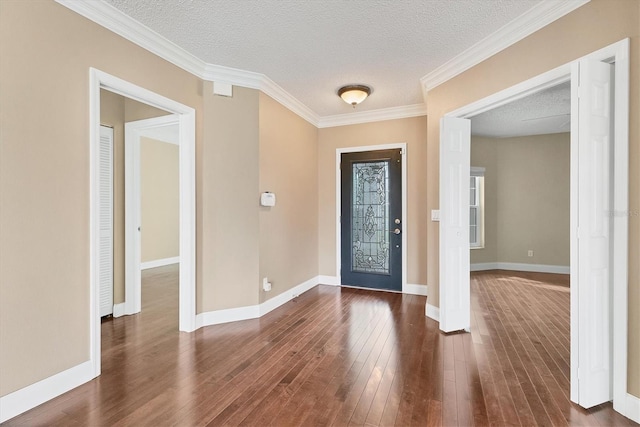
[574,59,613,408]
[99,125,114,317]
[439,117,471,333]
[124,121,142,315]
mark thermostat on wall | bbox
[260,192,276,207]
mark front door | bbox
[340,149,402,291]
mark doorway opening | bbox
[438,39,629,412]
[90,68,196,379]
[124,115,180,316]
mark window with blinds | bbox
[470,167,485,249]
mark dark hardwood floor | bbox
[3,266,636,426]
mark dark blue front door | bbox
[340,149,402,291]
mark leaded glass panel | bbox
[351,161,390,274]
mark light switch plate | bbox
[431,209,440,222]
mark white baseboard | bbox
[196,276,428,328]
[318,275,340,286]
[112,303,125,318]
[141,256,180,270]
[470,262,570,274]
[0,360,95,423]
[404,283,428,296]
[196,304,260,327]
[619,392,640,423]
[260,276,318,316]
[426,303,440,322]
[197,276,321,327]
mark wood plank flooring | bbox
[3,266,637,426]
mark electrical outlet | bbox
[262,277,272,292]
[527,250,534,257]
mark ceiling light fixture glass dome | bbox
[338,85,371,107]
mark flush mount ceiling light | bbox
[338,84,371,107]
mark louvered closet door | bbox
[99,126,114,316]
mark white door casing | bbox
[437,39,629,418]
[439,117,471,333]
[90,68,197,380]
[99,125,114,317]
[572,59,613,408]
[124,115,180,316]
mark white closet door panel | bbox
[576,60,612,408]
[99,126,114,317]
[439,117,471,333]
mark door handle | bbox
[393,228,401,235]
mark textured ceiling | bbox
[103,0,543,116]
[470,81,571,138]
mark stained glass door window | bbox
[351,161,390,274]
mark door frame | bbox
[336,143,407,292]
[124,115,179,316]
[438,39,629,413]
[89,68,197,379]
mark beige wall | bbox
[199,88,320,311]
[318,117,428,286]
[141,137,179,263]
[124,97,171,123]
[0,0,204,396]
[201,85,260,311]
[471,134,570,267]
[426,0,639,396]
[259,93,319,302]
[469,138,498,264]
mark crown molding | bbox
[202,63,264,90]
[202,64,320,126]
[55,0,424,128]
[56,0,207,78]
[57,0,586,129]
[317,104,427,128]
[258,75,320,126]
[420,0,590,93]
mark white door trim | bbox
[439,38,629,416]
[335,143,408,292]
[90,68,197,380]
[124,115,179,316]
